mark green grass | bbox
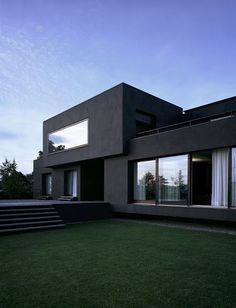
[0,220,236,308]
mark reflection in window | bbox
[48,119,88,153]
[158,155,188,204]
[134,160,156,201]
[232,148,236,206]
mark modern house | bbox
[33,83,236,222]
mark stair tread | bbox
[0,220,63,227]
[0,207,55,212]
[0,211,58,217]
[0,215,60,222]
[0,224,66,233]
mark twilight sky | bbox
[0,0,236,174]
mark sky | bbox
[0,0,236,174]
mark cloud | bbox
[35,25,44,32]
[0,131,21,140]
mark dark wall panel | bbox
[43,84,124,167]
[104,157,128,205]
[185,96,236,120]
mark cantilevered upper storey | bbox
[43,83,182,167]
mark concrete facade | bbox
[33,83,236,222]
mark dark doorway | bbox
[191,151,212,205]
[80,159,104,201]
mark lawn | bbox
[0,220,236,308]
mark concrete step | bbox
[0,215,60,223]
[0,219,64,229]
[0,207,55,213]
[0,223,65,234]
[0,211,58,218]
[0,204,66,234]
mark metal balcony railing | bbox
[135,110,236,138]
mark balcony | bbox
[135,110,236,138]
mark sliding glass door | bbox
[158,155,188,204]
[191,152,212,205]
[134,160,156,202]
[133,148,232,207]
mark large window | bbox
[134,160,156,201]
[132,149,234,207]
[158,155,188,204]
[48,119,88,153]
[232,148,236,207]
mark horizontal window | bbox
[48,119,88,153]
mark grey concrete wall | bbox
[43,84,124,168]
[104,157,129,204]
[129,116,236,160]
[51,165,81,199]
[111,203,236,222]
[184,96,236,120]
[122,84,183,151]
[56,202,112,223]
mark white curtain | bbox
[232,148,236,206]
[138,178,146,200]
[46,174,52,195]
[211,149,229,207]
[72,171,77,197]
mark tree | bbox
[0,158,17,181]
[37,151,43,159]
[0,158,33,198]
[142,171,156,200]
[158,175,168,186]
[171,170,185,188]
[48,140,65,153]
[171,170,187,199]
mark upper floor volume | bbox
[42,83,185,167]
[41,82,236,168]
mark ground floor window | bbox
[134,160,156,201]
[133,147,234,207]
[232,148,236,206]
[42,173,52,196]
[64,170,77,197]
[158,155,188,204]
